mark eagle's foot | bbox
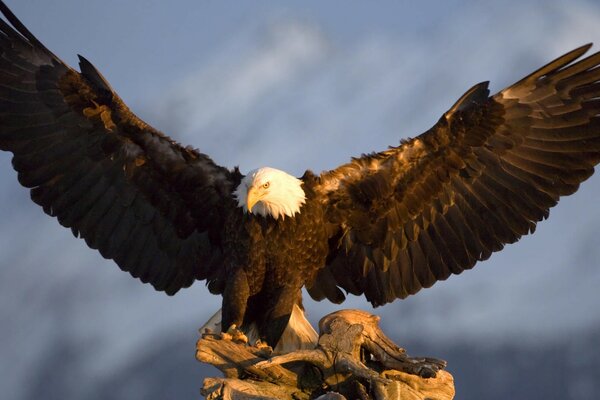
[253,339,273,357]
[254,338,272,350]
[221,324,248,345]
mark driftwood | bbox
[196,309,454,399]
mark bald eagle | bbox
[1,1,600,350]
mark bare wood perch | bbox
[197,309,455,399]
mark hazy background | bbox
[1,1,600,399]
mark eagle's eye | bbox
[262,182,270,189]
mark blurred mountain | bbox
[0,1,599,399]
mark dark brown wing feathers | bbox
[0,5,239,294]
[314,44,600,306]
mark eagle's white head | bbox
[234,167,306,220]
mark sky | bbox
[1,1,600,399]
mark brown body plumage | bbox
[221,176,329,344]
[1,1,600,347]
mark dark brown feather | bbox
[0,4,241,295]
[315,44,600,306]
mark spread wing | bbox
[309,44,600,306]
[0,3,240,294]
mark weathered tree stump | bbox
[197,309,455,399]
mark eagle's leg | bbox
[257,286,299,347]
[221,269,250,344]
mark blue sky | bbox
[1,1,600,399]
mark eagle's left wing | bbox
[309,44,600,306]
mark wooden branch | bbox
[197,309,455,399]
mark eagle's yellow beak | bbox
[246,186,260,213]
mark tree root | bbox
[197,309,454,400]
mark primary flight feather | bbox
[1,1,600,348]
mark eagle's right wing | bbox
[310,44,600,307]
[0,2,240,294]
